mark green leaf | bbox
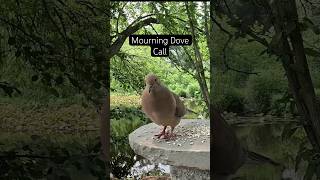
[304,48,320,57]
[49,88,59,97]
[31,75,39,81]
[81,102,88,108]
[55,76,64,85]
[15,50,21,57]
[8,37,15,45]
[313,26,320,35]
[303,17,314,26]
[259,49,268,56]
[304,163,315,180]
[302,17,320,34]
[69,78,79,88]
[30,135,40,141]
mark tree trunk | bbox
[98,95,110,178]
[185,2,210,109]
[272,0,320,150]
[101,0,111,177]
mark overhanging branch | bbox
[222,35,259,75]
[108,17,159,59]
[210,14,259,75]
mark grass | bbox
[0,103,99,135]
[110,94,141,108]
[0,94,141,135]
[0,92,205,135]
[0,94,143,136]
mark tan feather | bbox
[141,74,186,129]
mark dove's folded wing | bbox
[172,93,186,118]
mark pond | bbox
[232,119,307,180]
[129,117,308,180]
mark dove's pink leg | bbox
[162,126,176,140]
[155,126,167,139]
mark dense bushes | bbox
[246,69,287,113]
[0,134,105,180]
[111,118,144,179]
[110,106,150,178]
[213,88,245,113]
[210,67,289,114]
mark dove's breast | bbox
[141,86,178,126]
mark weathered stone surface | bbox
[170,166,210,180]
[141,176,171,180]
[129,119,210,170]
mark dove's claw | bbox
[155,126,167,139]
[154,132,165,139]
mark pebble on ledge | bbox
[129,119,210,180]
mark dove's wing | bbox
[172,93,186,118]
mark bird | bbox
[141,73,186,139]
[212,108,281,179]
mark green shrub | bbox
[186,83,200,98]
[0,134,105,180]
[213,88,245,113]
[270,92,296,115]
[111,106,149,123]
[110,106,150,178]
[246,69,287,113]
[110,117,147,178]
[177,89,187,98]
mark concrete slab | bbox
[129,119,210,170]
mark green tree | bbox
[0,0,159,178]
[210,0,320,177]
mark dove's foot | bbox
[154,131,166,139]
[155,126,167,139]
[155,131,173,140]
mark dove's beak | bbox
[149,84,153,93]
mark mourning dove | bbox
[141,74,186,139]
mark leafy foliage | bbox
[0,103,98,134]
[0,0,110,105]
[0,81,21,97]
[111,112,146,178]
[0,134,105,180]
[246,70,287,113]
[213,87,245,113]
[295,141,320,180]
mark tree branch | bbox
[222,34,259,75]
[108,17,159,59]
[210,8,269,48]
[210,14,232,36]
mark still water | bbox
[232,121,307,180]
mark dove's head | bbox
[145,74,160,93]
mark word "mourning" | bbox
[129,35,192,57]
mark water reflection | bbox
[232,122,307,180]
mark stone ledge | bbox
[129,119,210,170]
